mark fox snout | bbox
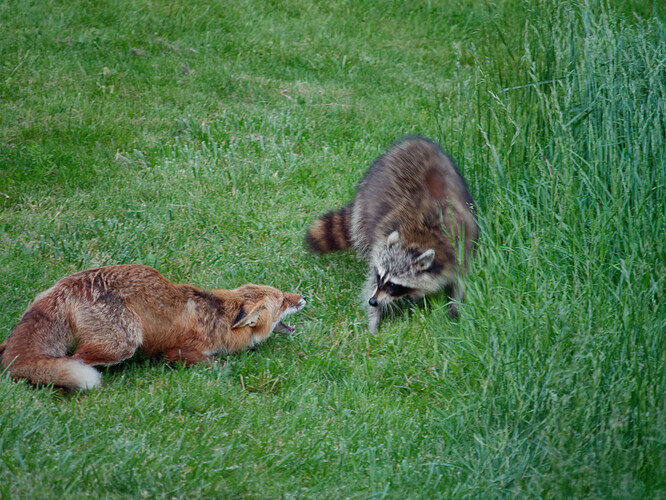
[294,293,308,307]
[270,292,307,335]
[282,293,307,315]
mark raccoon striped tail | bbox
[306,204,352,253]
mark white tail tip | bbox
[67,361,102,390]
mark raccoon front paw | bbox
[367,309,381,335]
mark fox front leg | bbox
[164,347,214,365]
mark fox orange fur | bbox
[0,265,306,390]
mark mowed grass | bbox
[1,0,665,497]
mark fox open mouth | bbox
[275,322,295,334]
[273,296,306,335]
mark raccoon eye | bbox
[385,281,414,297]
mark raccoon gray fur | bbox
[306,136,478,333]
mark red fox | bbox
[0,265,306,390]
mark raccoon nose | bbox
[368,297,378,307]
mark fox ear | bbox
[387,231,400,247]
[415,249,435,270]
[232,302,264,328]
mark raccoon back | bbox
[350,136,477,254]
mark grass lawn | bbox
[1,0,664,497]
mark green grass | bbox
[1,0,664,497]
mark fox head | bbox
[231,285,307,346]
[368,231,448,308]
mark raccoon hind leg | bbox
[446,280,465,319]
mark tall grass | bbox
[1,0,664,497]
[449,2,666,495]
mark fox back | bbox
[306,136,478,332]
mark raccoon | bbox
[306,136,478,333]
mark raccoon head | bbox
[368,231,444,307]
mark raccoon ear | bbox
[387,231,400,247]
[232,302,264,328]
[415,249,435,270]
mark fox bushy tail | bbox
[1,308,102,391]
[306,204,353,253]
[5,355,101,390]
